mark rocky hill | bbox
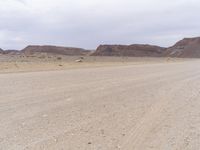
[1,37,200,58]
[91,44,166,57]
[0,48,4,54]
[21,45,91,56]
[3,50,21,55]
[163,37,200,58]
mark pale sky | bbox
[0,0,200,50]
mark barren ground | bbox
[0,55,187,73]
[0,57,200,150]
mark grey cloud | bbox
[0,0,200,50]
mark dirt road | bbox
[1,60,200,150]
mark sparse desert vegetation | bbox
[0,54,190,73]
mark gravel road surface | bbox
[1,61,200,150]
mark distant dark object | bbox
[79,56,84,59]
[57,57,62,60]
[38,55,46,59]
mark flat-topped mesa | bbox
[91,44,166,57]
[1,36,200,58]
[164,37,200,58]
[21,45,91,56]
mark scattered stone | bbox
[100,129,105,134]
[53,136,58,142]
[88,142,92,145]
[21,122,26,127]
[116,145,121,149]
[42,114,48,118]
[75,59,83,62]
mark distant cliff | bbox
[163,37,200,58]
[91,44,166,57]
[2,37,200,58]
[21,45,91,56]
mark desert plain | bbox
[0,55,200,150]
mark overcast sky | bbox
[0,0,200,50]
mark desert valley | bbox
[1,37,200,150]
[2,0,200,149]
[0,37,200,73]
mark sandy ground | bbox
[0,55,188,73]
[1,58,200,150]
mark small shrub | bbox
[38,55,46,59]
[57,57,62,60]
